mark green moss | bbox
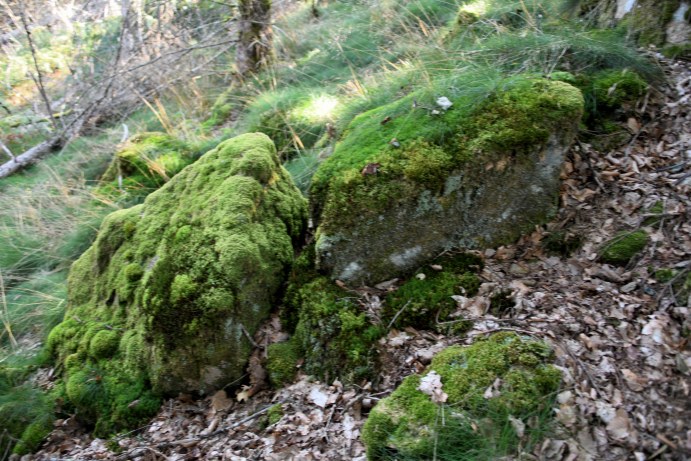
[123,263,143,281]
[543,231,583,257]
[628,0,680,46]
[97,133,196,205]
[291,277,383,383]
[90,330,120,360]
[576,69,647,134]
[654,268,677,283]
[266,340,301,387]
[12,416,53,455]
[267,404,284,425]
[600,230,648,266]
[362,332,561,460]
[48,132,308,436]
[311,78,583,234]
[384,252,482,330]
[643,202,664,226]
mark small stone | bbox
[620,282,637,293]
[510,263,529,275]
[416,273,426,280]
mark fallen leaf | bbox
[309,387,329,408]
[417,371,448,404]
[606,408,632,439]
[381,116,392,125]
[436,96,453,110]
[509,415,525,438]
[211,390,234,411]
[361,162,380,176]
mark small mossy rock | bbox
[47,132,308,435]
[265,340,301,387]
[98,132,195,203]
[384,252,482,330]
[310,79,583,284]
[292,277,383,383]
[600,230,648,266]
[361,332,561,460]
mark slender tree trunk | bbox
[235,0,272,77]
[17,0,60,134]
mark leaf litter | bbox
[26,59,691,460]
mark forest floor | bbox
[23,57,691,461]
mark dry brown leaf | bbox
[605,408,632,440]
[211,390,234,412]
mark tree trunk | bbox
[235,0,272,77]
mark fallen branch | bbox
[0,137,64,178]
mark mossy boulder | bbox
[362,332,561,460]
[47,132,308,435]
[98,132,196,204]
[600,230,648,266]
[310,78,583,284]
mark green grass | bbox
[375,393,559,460]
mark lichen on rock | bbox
[310,78,584,285]
[47,132,308,435]
[361,332,561,460]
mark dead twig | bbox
[387,300,411,330]
[240,324,261,349]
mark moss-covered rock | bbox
[292,277,383,383]
[47,132,308,435]
[362,332,561,460]
[265,340,301,387]
[384,252,482,330]
[97,132,196,204]
[600,230,648,266]
[310,78,583,284]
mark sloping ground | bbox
[26,58,691,461]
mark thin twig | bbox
[387,300,411,330]
[241,324,261,349]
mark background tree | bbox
[235,0,272,77]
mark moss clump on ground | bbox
[362,332,561,460]
[288,275,383,383]
[266,340,301,387]
[268,404,284,425]
[97,132,196,205]
[47,132,308,436]
[384,252,482,330]
[279,244,383,384]
[575,69,647,136]
[600,230,648,266]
